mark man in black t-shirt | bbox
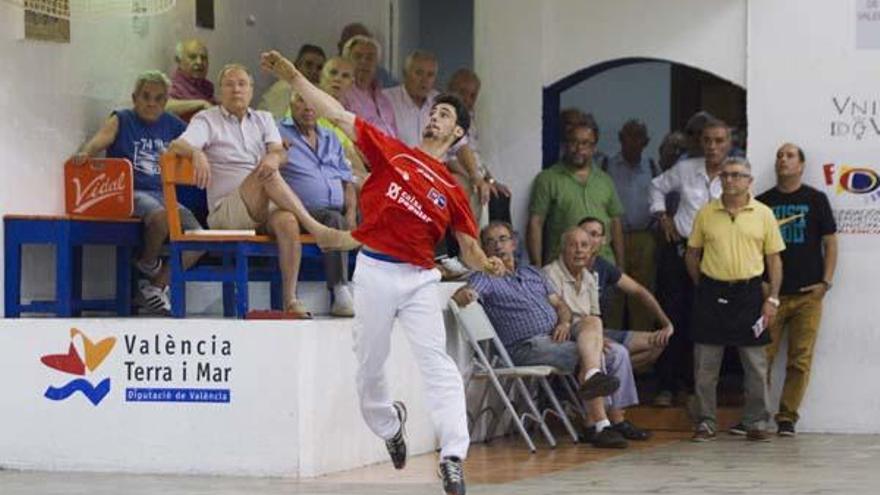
[756,143,838,437]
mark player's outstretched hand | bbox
[483,256,507,277]
[260,50,299,81]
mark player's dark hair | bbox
[433,93,471,136]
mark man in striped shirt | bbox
[453,221,632,448]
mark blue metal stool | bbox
[4,215,142,317]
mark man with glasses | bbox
[685,157,785,442]
[648,118,730,407]
[454,222,628,448]
[528,123,625,268]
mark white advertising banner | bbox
[0,318,443,476]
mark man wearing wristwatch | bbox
[756,143,838,438]
[684,157,785,443]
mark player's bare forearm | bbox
[456,232,506,276]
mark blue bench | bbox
[4,215,142,317]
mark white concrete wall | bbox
[0,0,389,309]
[749,0,880,434]
[0,317,438,477]
[474,0,746,233]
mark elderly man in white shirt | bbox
[384,50,440,147]
[168,63,316,317]
[647,117,731,407]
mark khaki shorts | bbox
[208,190,260,230]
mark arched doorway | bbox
[542,58,746,167]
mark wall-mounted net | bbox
[1,0,176,19]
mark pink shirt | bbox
[383,85,439,147]
[342,80,398,138]
[169,69,215,102]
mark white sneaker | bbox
[330,283,355,317]
[135,279,171,315]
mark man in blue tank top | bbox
[71,70,202,315]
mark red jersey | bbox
[351,118,477,268]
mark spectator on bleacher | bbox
[278,90,357,317]
[384,50,439,147]
[445,68,510,224]
[341,35,397,137]
[453,221,633,449]
[337,22,397,88]
[168,64,314,318]
[528,122,625,268]
[685,157,784,442]
[447,69,510,223]
[258,44,327,120]
[757,143,838,437]
[649,118,730,407]
[606,120,661,331]
[574,217,673,370]
[317,56,369,184]
[167,39,215,121]
[543,226,652,442]
[71,70,201,315]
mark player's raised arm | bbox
[261,50,356,138]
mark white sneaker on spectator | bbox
[135,258,162,279]
[330,283,355,317]
[135,279,171,316]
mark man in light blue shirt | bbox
[278,91,358,316]
[605,119,660,331]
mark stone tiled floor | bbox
[2,434,879,494]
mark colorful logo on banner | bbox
[41,329,116,406]
[823,163,880,198]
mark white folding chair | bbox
[448,299,580,451]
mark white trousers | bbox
[351,252,470,459]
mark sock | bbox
[594,419,611,432]
[136,258,161,276]
[583,368,601,382]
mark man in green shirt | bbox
[528,123,625,266]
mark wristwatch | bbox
[766,297,780,308]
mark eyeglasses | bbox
[568,139,597,149]
[485,235,512,245]
[719,172,751,180]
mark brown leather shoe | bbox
[746,429,771,442]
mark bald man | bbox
[167,39,215,120]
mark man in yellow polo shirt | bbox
[685,157,785,443]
